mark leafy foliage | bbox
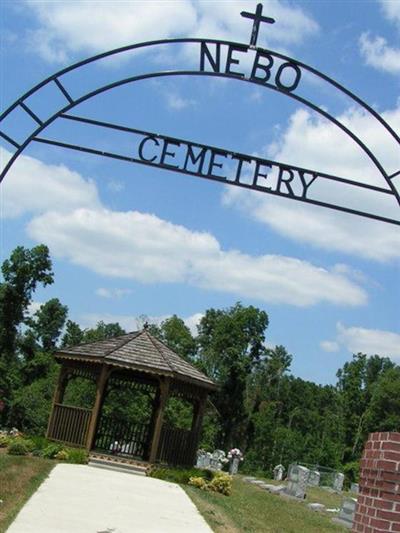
[7,439,30,456]
[148,466,213,484]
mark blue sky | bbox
[1,0,399,384]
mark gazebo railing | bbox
[47,403,92,447]
[94,416,150,459]
[157,425,198,466]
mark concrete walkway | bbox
[8,464,212,533]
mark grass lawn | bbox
[0,453,54,533]
[185,476,349,533]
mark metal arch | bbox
[1,37,399,214]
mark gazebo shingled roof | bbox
[56,329,216,390]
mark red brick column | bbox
[352,432,400,533]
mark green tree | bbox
[61,320,84,347]
[337,353,395,461]
[197,302,269,449]
[26,298,68,352]
[0,245,53,357]
[82,321,126,342]
[365,367,400,432]
[0,245,53,424]
[159,315,196,361]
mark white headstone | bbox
[196,450,211,469]
[350,482,359,494]
[308,470,321,487]
[333,472,345,492]
[336,497,357,527]
[229,457,240,475]
[285,464,310,499]
[210,449,226,471]
[273,464,285,481]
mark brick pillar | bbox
[352,432,400,533]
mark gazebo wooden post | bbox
[85,364,110,451]
[46,364,68,438]
[149,377,170,463]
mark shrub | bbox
[148,466,212,484]
[0,434,10,448]
[41,443,63,459]
[7,439,29,456]
[22,439,36,452]
[29,435,51,452]
[65,448,88,464]
[343,461,360,487]
[209,472,232,496]
[188,476,208,490]
[55,449,69,461]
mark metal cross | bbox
[241,3,275,47]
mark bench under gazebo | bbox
[46,326,216,467]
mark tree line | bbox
[1,245,399,479]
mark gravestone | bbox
[350,482,359,494]
[209,449,227,471]
[332,497,357,529]
[273,464,285,481]
[333,472,345,492]
[284,464,309,499]
[229,457,240,475]
[196,450,211,469]
[308,470,321,487]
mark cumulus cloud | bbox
[0,147,100,218]
[359,0,400,75]
[27,207,367,307]
[0,139,368,309]
[95,288,133,299]
[320,340,339,353]
[24,0,318,63]
[360,33,400,75]
[166,93,196,111]
[223,105,400,262]
[324,322,400,361]
[27,301,44,316]
[381,0,400,27]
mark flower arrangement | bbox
[227,448,244,461]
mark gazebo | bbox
[46,327,216,466]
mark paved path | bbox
[8,464,212,533]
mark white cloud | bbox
[0,147,100,218]
[359,1,400,75]
[184,312,204,335]
[107,180,125,193]
[95,287,133,299]
[166,93,196,111]
[380,0,400,27]
[223,105,400,262]
[1,143,367,309]
[320,340,339,353]
[27,207,367,307]
[336,322,400,360]
[27,301,43,316]
[359,33,400,75]
[24,0,318,63]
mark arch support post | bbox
[85,364,110,451]
[149,377,170,463]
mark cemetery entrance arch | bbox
[1,5,399,226]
